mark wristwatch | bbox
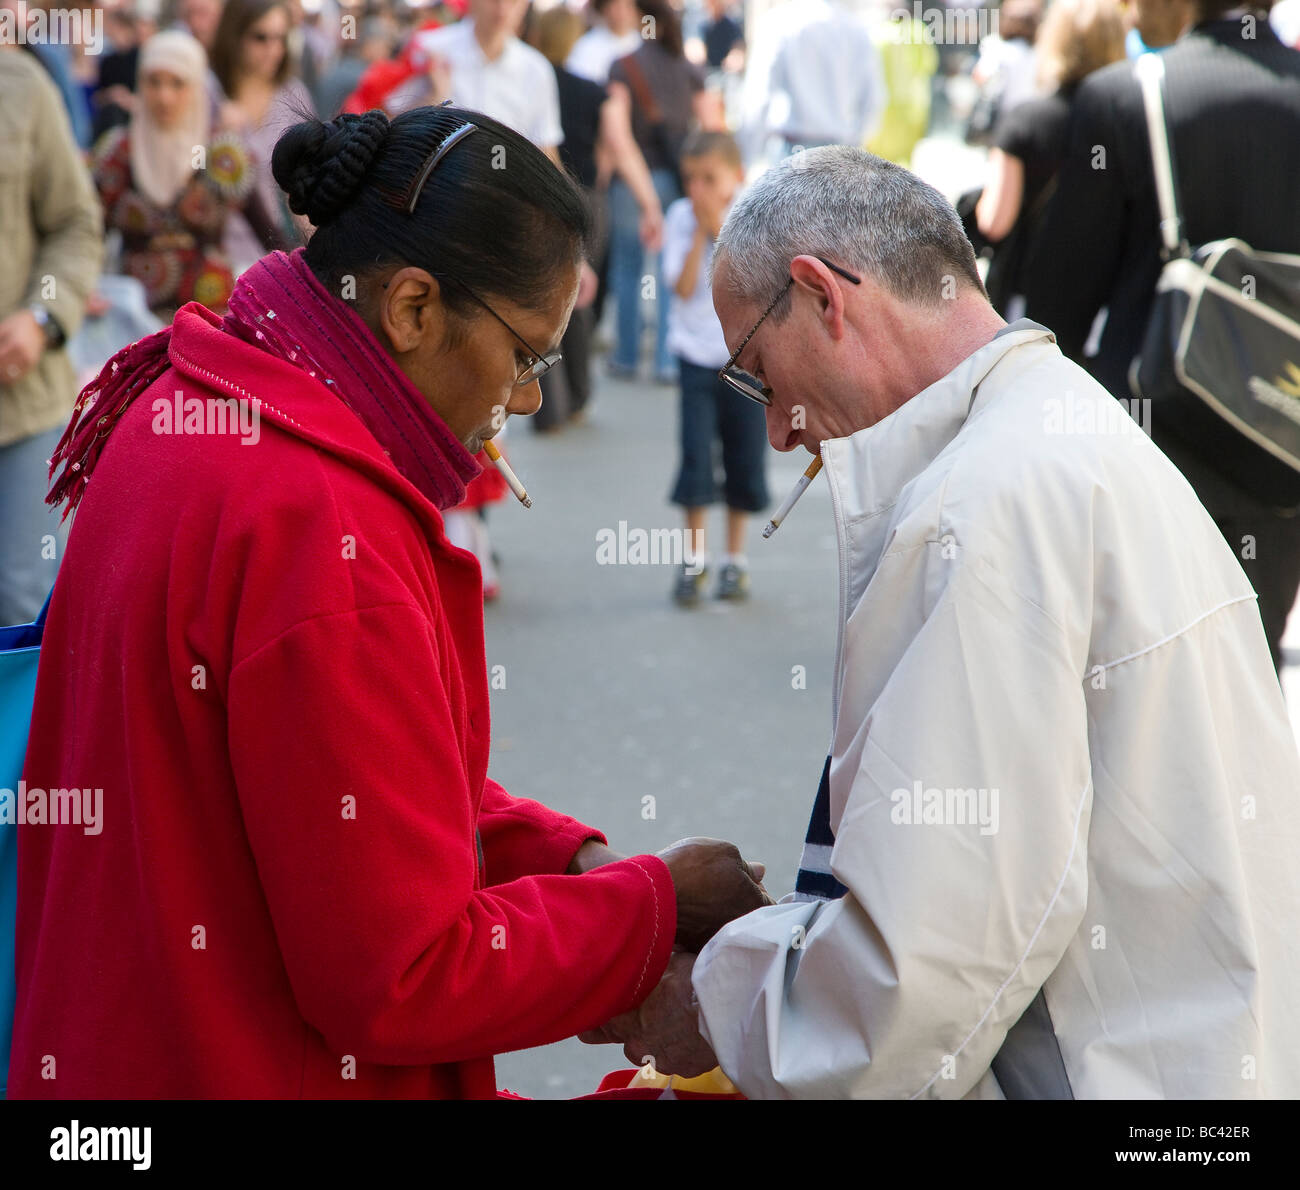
[29,304,65,350]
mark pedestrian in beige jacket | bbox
[0,45,103,624]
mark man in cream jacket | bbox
[586,146,1300,1098]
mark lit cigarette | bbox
[762,455,823,538]
[483,438,532,509]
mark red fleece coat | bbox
[10,303,675,1099]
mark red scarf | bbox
[49,248,480,516]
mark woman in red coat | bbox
[10,105,767,1099]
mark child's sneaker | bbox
[672,563,709,606]
[715,562,750,601]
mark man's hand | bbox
[0,310,46,383]
[578,951,718,1078]
[658,836,771,952]
[566,839,625,875]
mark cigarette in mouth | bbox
[483,439,532,509]
[762,455,823,538]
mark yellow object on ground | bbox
[627,1065,739,1094]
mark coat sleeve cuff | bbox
[612,854,677,1008]
[553,816,608,873]
[476,777,608,881]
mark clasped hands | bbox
[573,837,773,1078]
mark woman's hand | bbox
[567,840,626,874]
[658,837,771,952]
[639,205,664,252]
[578,951,718,1078]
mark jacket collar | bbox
[821,319,1056,588]
[166,302,464,553]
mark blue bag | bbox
[0,590,50,1097]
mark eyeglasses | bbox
[718,257,862,405]
[435,272,562,386]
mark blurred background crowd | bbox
[2,0,1299,647]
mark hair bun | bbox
[272,110,391,227]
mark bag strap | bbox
[1134,53,1189,260]
[618,52,663,127]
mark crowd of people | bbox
[5,0,1300,617]
[3,0,1300,1104]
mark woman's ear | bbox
[377,267,447,356]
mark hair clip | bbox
[401,120,478,215]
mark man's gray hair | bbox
[716,146,985,318]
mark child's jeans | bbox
[671,358,770,512]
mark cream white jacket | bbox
[693,322,1300,1099]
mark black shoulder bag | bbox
[1130,52,1300,508]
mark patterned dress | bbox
[91,128,280,319]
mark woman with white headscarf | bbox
[91,29,287,319]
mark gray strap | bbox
[989,988,1074,1100]
[1135,53,1188,259]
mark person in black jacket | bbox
[528,4,666,428]
[976,0,1127,317]
[1025,0,1300,673]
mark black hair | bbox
[635,0,684,58]
[271,106,592,332]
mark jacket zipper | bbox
[821,332,1048,751]
[825,446,850,741]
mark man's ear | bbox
[377,267,446,355]
[790,255,847,341]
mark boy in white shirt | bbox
[661,132,769,604]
